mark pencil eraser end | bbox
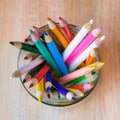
[90,19,94,24]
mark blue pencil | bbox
[45,71,52,92]
[44,31,69,76]
[52,79,75,100]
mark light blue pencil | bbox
[44,31,69,76]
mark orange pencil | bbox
[47,17,69,48]
[85,48,97,66]
[69,83,94,91]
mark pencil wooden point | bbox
[29,83,34,88]
[12,70,21,78]
[9,41,14,45]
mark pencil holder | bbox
[17,24,101,106]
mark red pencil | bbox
[68,83,94,91]
[29,63,50,88]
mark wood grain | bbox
[0,0,120,120]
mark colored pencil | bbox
[47,17,69,48]
[29,63,50,88]
[63,73,98,86]
[52,79,75,100]
[45,71,52,92]
[44,31,69,75]
[67,88,84,97]
[64,74,98,86]
[69,83,94,91]
[22,61,46,84]
[33,25,44,38]
[62,19,94,62]
[59,66,94,83]
[35,77,45,102]
[88,62,104,71]
[45,28,64,52]
[30,29,61,76]
[58,17,74,41]
[11,56,45,78]
[65,27,102,66]
[69,36,105,71]
[85,48,97,66]
[9,41,40,54]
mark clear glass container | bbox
[17,24,101,107]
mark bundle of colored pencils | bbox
[10,17,105,103]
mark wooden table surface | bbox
[0,0,120,120]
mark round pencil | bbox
[9,41,40,54]
[62,19,94,62]
[65,26,102,66]
[30,29,61,76]
[47,17,69,48]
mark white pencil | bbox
[69,36,105,71]
[62,19,94,61]
[12,56,45,78]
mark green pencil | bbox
[9,41,40,54]
[29,29,61,76]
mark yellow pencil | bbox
[35,77,45,102]
[47,17,69,48]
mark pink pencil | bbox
[58,17,74,41]
[59,66,94,83]
[65,27,102,66]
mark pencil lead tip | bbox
[44,31,48,36]
[9,41,14,45]
[24,39,29,42]
[47,94,50,98]
[59,17,62,20]
[29,83,34,88]
[98,26,102,31]
[71,97,76,100]
[22,79,26,84]
[46,87,51,92]
[29,29,33,35]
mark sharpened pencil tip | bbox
[98,26,102,31]
[59,17,62,20]
[29,29,33,35]
[72,97,76,100]
[9,42,14,45]
[29,83,34,88]
[44,31,48,36]
[22,79,26,84]
[46,86,51,92]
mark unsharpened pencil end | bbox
[29,29,33,35]
[9,41,14,45]
[90,19,94,24]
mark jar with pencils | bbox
[10,17,105,106]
